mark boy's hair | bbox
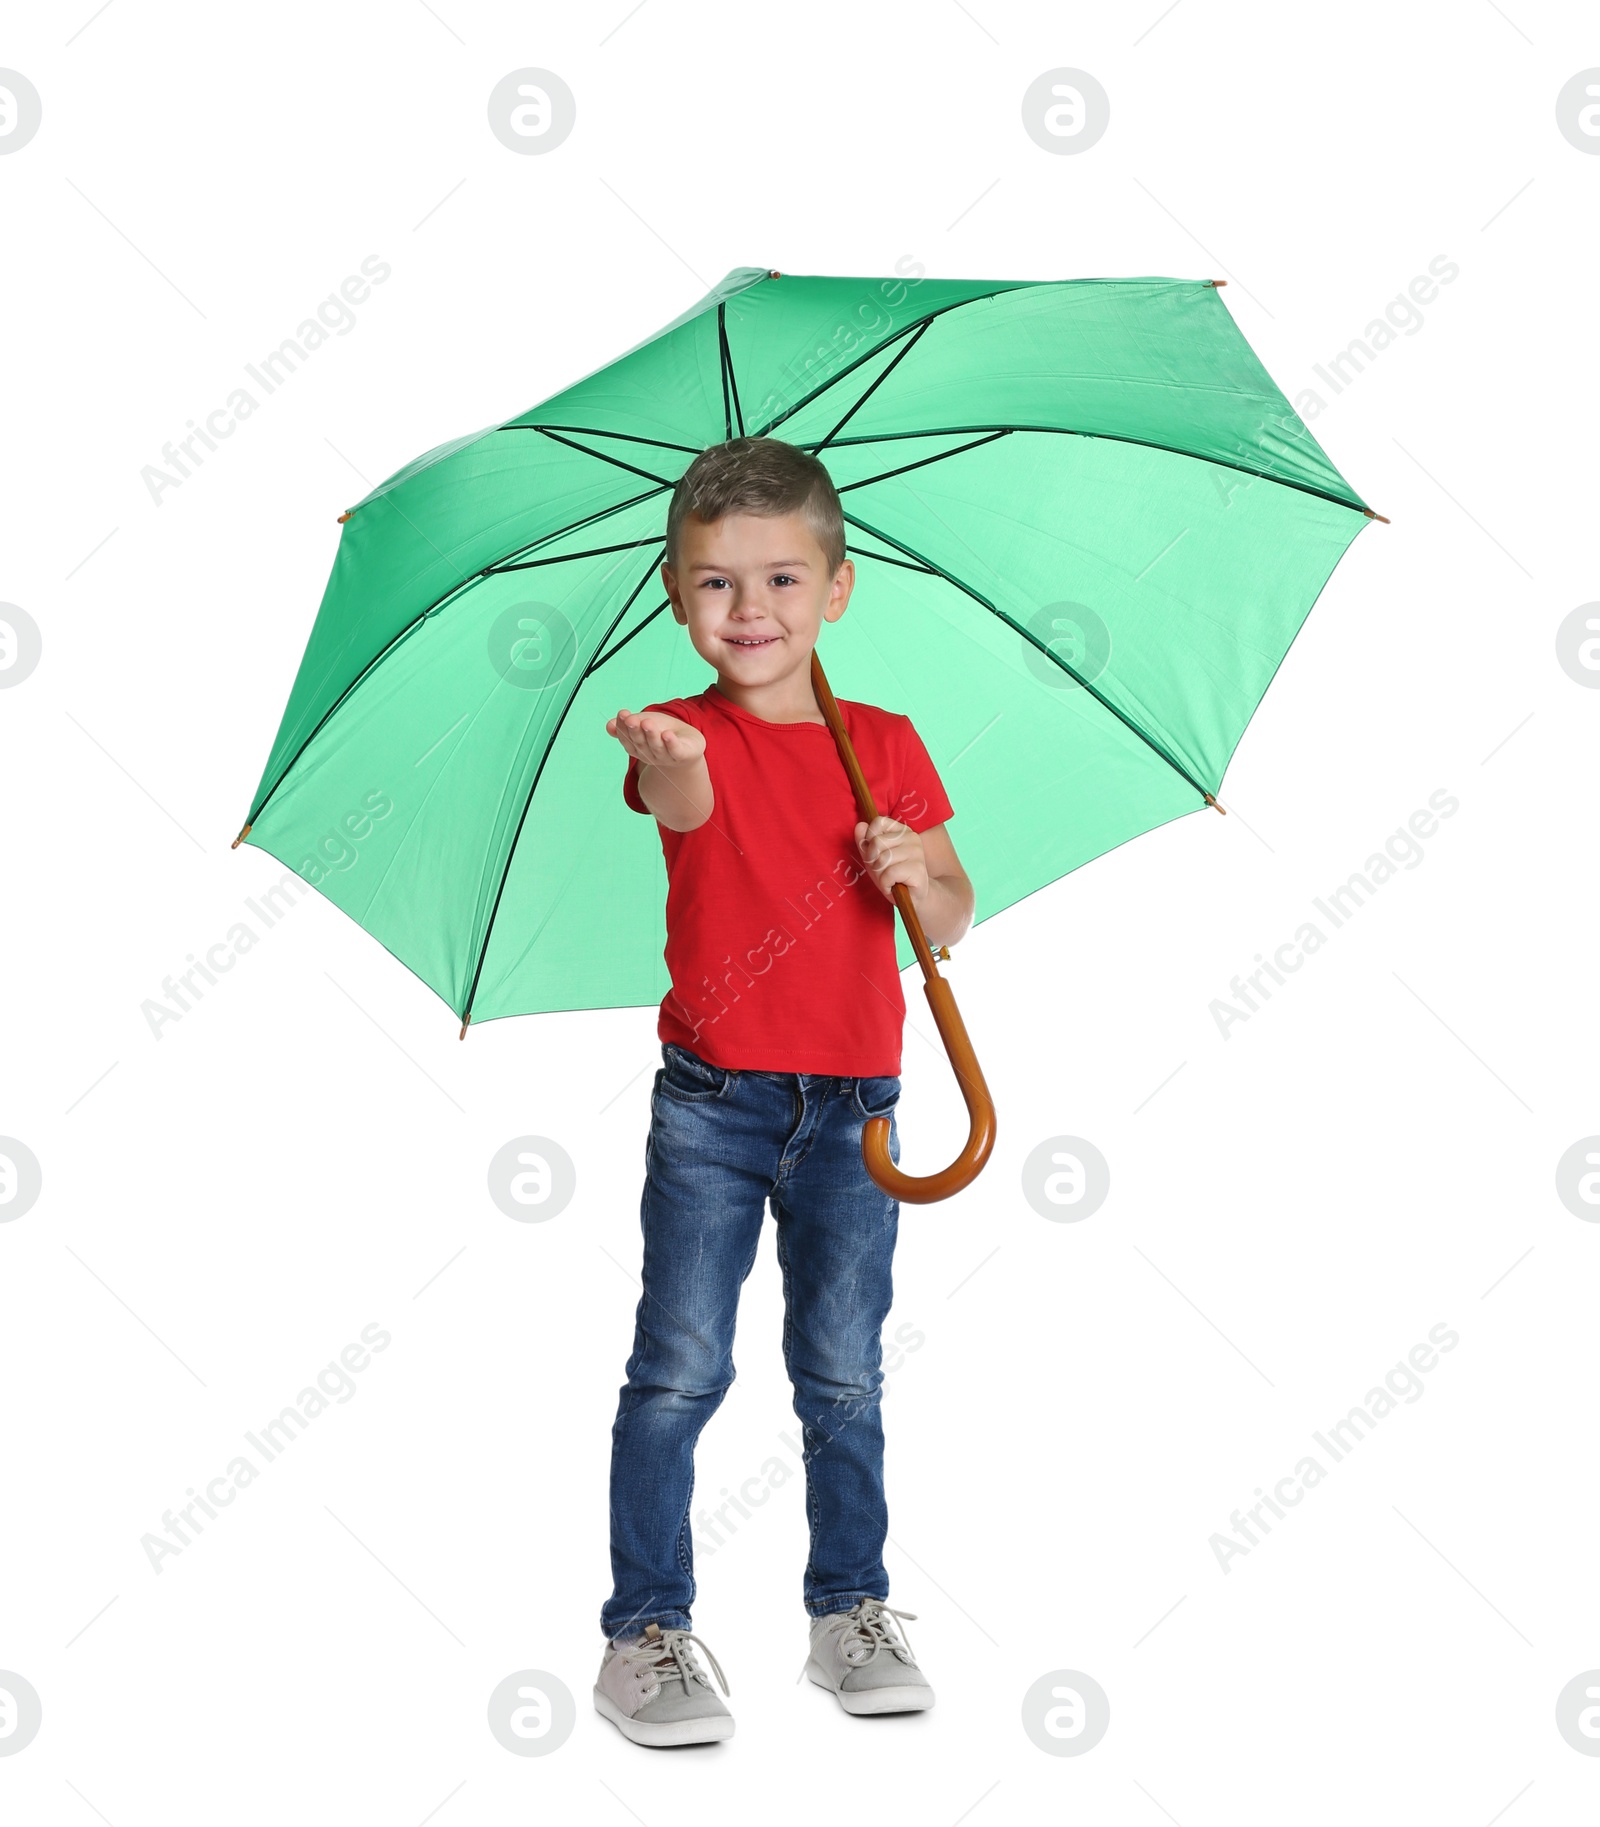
[665,436,846,578]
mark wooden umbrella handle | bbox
[810,650,997,1204]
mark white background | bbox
[2,0,1597,1819]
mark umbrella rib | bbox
[840,506,1216,804]
[458,544,669,1028]
[719,303,731,440]
[248,485,676,828]
[649,308,973,552]
[501,425,704,454]
[489,482,673,572]
[845,544,939,576]
[718,302,746,439]
[588,598,671,673]
[486,535,667,577]
[807,422,1369,518]
[727,330,746,437]
[246,571,483,827]
[751,288,1026,441]
[836,429,1013,494]
[534,426,677,488]
[815,319,934,450]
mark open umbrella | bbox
[234,265,1380,1201]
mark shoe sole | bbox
[807,1667,936,1714]
[593,1687,735,1746]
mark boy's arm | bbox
[608,707,714,833]
[854,817,975,950]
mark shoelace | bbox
[834,1598,919,1666]
[618,1626,731,1697]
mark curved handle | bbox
[810,651,997,1203]
[863,965,997,1203]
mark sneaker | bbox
[594,1621,734,1746]
[806,1598,935,1714]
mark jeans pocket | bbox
[657,1042,735,1103]
[850,1073,902,1121]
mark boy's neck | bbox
[710,665,826,726]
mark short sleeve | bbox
[622,754,649,815]
[622,699,692,815]
[890,715,955,831]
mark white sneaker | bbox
[594,1621,734,1746]
[807,1598,935,1714]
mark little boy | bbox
[595,435,974,1748]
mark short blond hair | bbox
[666,436,846,577]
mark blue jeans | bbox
[602,1041,903,1640]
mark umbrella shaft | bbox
[809,650,942,983]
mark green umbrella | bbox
[235,265,1378,1143]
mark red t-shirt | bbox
[623,682,955,1075]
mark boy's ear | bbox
[822,557,855,623]
[660,562,688,623]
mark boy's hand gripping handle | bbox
[810,651,997,1204]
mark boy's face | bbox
[661,509,854,690]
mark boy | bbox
[595,436,974,1748]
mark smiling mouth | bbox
[724,634,779,647]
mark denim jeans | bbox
[601,1040,903,1641]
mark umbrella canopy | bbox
[237,266,1376,1030]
